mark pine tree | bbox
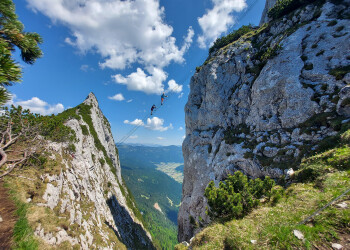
[0,0,43,105]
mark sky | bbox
[10,0,265,146]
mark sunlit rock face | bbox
[35,93,154,249]
[179,0,350,242]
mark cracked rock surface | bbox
[179,0,350,242]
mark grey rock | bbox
[332,243,343,250]
[263,147,279,157]
[259,0,277,25]
[179,1,350,242]
[337,86,350,117]
[293,230,304,240]
[181,241,190,247]
[335,202,348,209]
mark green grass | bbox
[4,182,38,250]
[176,127,350,249]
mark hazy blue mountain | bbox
[118,144,183,249]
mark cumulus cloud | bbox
[178,92,184,98]
[182,135,186,139]
[114,67,167,95]
[145,117,173,131]
[197,0,247,48]
[108,93,125,101]
[126,99,133,103]
[157,137,165,140]
[27,0,194,94]
[129,135,138,139]
[178,126,183,131]
[166,79,183,93]
[124,119,144,126]
[124,116,172,131]
[11,96,64,115]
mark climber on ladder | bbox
[161,92,168,105]
[151,104,156,115]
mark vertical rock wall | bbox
[179,0,350,242]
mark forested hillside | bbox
[118,144,183,249]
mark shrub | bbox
[268,0,319,20]
[327,20,338,26]
[204,171,277,221]
[329,65,350,80]
[209,25,253,55]
[301,55,308,61]
[304,63,314,70]
[336,25,344,32]
[316,50,325,56]
[67,143,76,153]
[99,158,105,166]
[80,124,89,135]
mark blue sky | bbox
[10,0,265,146]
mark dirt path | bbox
[0,181,17,249]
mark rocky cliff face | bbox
[179,0,350,242]
[12,93,154,249]
[260,0,277,25]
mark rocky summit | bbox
[179,0,350,242]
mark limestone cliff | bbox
[260,0,277,25]
[179,0,350,242]
[5,93,154,249]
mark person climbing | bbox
[161,92,168,105]
[151,104,156,115]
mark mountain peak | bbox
[84,92,98,106]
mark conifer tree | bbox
[0,0,43,105]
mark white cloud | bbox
[80,64,94,72]
[126,99,133,103]
[178,127,183,131]
[113,67,167,95]
[108,93,125,101]
[166,79,183,93]
[27,0,194,94]
[178,92,184,98]
[145,117,173,131]
[197,0,247,48]
[182,135,186,139]
[157,137,165,140]
[124,116,172,131]
[12,97,64,115]
[129,135,138,139]
[124,119,144,126]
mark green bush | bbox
[204,171,277,221]
[329,65,350,80]
[209,25,253,55]
[99,158,105,166]
[67,143,76,153]
[268,0,319,20]
[80,124,89,135]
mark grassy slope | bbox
[176,128,350,249]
